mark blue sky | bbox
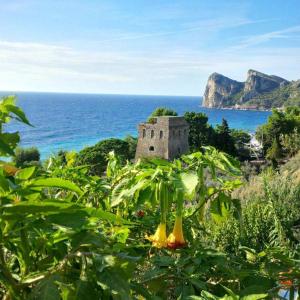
[0,0,299,95]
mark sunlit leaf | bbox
[5,104,32,126]
[210,193,232,223]
[16,166,36,180]
[31,178,83,195]
[180,172,199,200]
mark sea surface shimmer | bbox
[1,92,271,159]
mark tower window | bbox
[149,146,154,151]
[178,130,181,137]
[184,129,187,135]
[160,130,163,139]
[142,129,146,138]
[151,130,154,138]
[178,147,181,154]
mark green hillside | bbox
[244,81,300,109]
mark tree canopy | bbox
[184,111,216,151]
[256,107,300,161]
[147,107,178,123]
[75,138,131,175]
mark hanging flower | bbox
[147,222,167,248]
[167,188,186,249]
[167,215,186,249]
[147,181,169,248]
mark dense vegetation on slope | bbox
[206,154,300,254]
[246,81,300,109]
[256,106,300,164]
[1,97,300,299]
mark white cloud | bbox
[0,39,299,95]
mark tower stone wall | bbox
[135,116,189,160]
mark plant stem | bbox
[0,241,21,299]
[20,225,31,275]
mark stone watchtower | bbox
[135,116,189,160]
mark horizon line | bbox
[0,90,202,98]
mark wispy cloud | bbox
[95,17,270,44]
[233,25,300,49]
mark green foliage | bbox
[184,111,216,151]
[147,107,178,123]
[213,168,300,253]
[1,98,300,299]
[266,139,282,165]
[215,119,236,156]
[256,107,300,162]
[14,147,40,167]
[124,135,138,159]
[280,128,300,157]
[75,138,130,175]
[230,129,251,161]
[0,96,31,157]
[241,81,300,109]
[184,113,250,160]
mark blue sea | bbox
[1,92,271,159]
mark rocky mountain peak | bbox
[202,70,294,109]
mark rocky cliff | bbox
[203,73,244,108]
[202,70,298,109]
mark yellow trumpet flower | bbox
[167,216,186,249]
[147,223,167,248]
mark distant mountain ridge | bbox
[203,70,300,110]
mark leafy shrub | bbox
[256,107,300,161]
[280,128,300,157]
[147,107,178,123]
[240,160,261,181]
[124,135,137,159]
[76,138,130,175]
[14,146,40,167]
[209,168,300,253]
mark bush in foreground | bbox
[1,97,300,299]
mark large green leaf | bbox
[111,179,149,207]
[31,178,83,195]
[46,210,89,228]
[5,104,32,125]
[28,276,61,300]
[180,171,199,200]
[16,166,36,180]
[88,208,133,224]
[2,200,82,218]
[210,193,232,223]
[73,280,99,300]
[0,169,9,192]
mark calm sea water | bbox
[1,92,271,159]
